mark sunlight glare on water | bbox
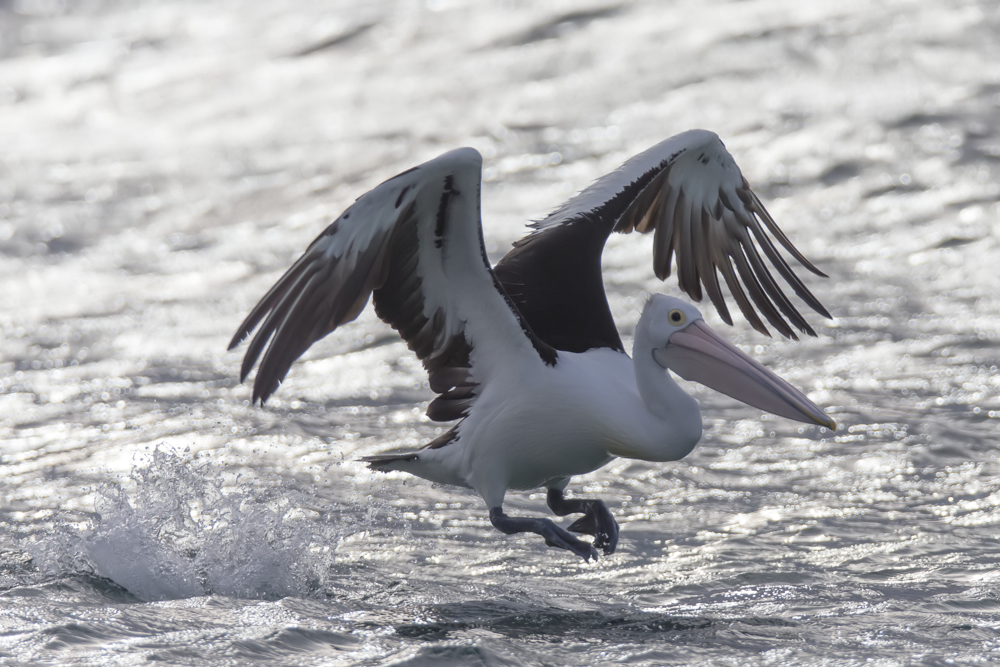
[1,0,1000,665]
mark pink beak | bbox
[653,320,836,429]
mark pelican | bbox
[229,130,835,561]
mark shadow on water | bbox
[393,600,797,647]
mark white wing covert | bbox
[229,148,557,417]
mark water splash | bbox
[28,448,349,602]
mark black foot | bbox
[547,488,619,555]
[489,507,599,562]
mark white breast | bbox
[454,349,643,499]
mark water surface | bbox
[1,1,1000,665]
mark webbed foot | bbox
[489,507,599,562]
[547,488,619,555]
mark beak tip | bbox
[819,415,836,430]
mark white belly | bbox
[452,349,643,505]
[399,347,698,509]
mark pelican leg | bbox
[546,488,619,555]
[489,507,599,562]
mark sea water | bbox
[2,1,999,664]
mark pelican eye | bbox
[668,309,686,326]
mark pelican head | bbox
[642,294,835,429]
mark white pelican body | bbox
[388,333,700,510]
[230,131,835,560]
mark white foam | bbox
[29,448,349,602]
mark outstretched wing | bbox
[229,148,557,416]
[496,129,830,348]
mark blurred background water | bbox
[1,0,999,665]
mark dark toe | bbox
[568,506,619,555]
[546,528,599,562]
[595,526,619,555]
